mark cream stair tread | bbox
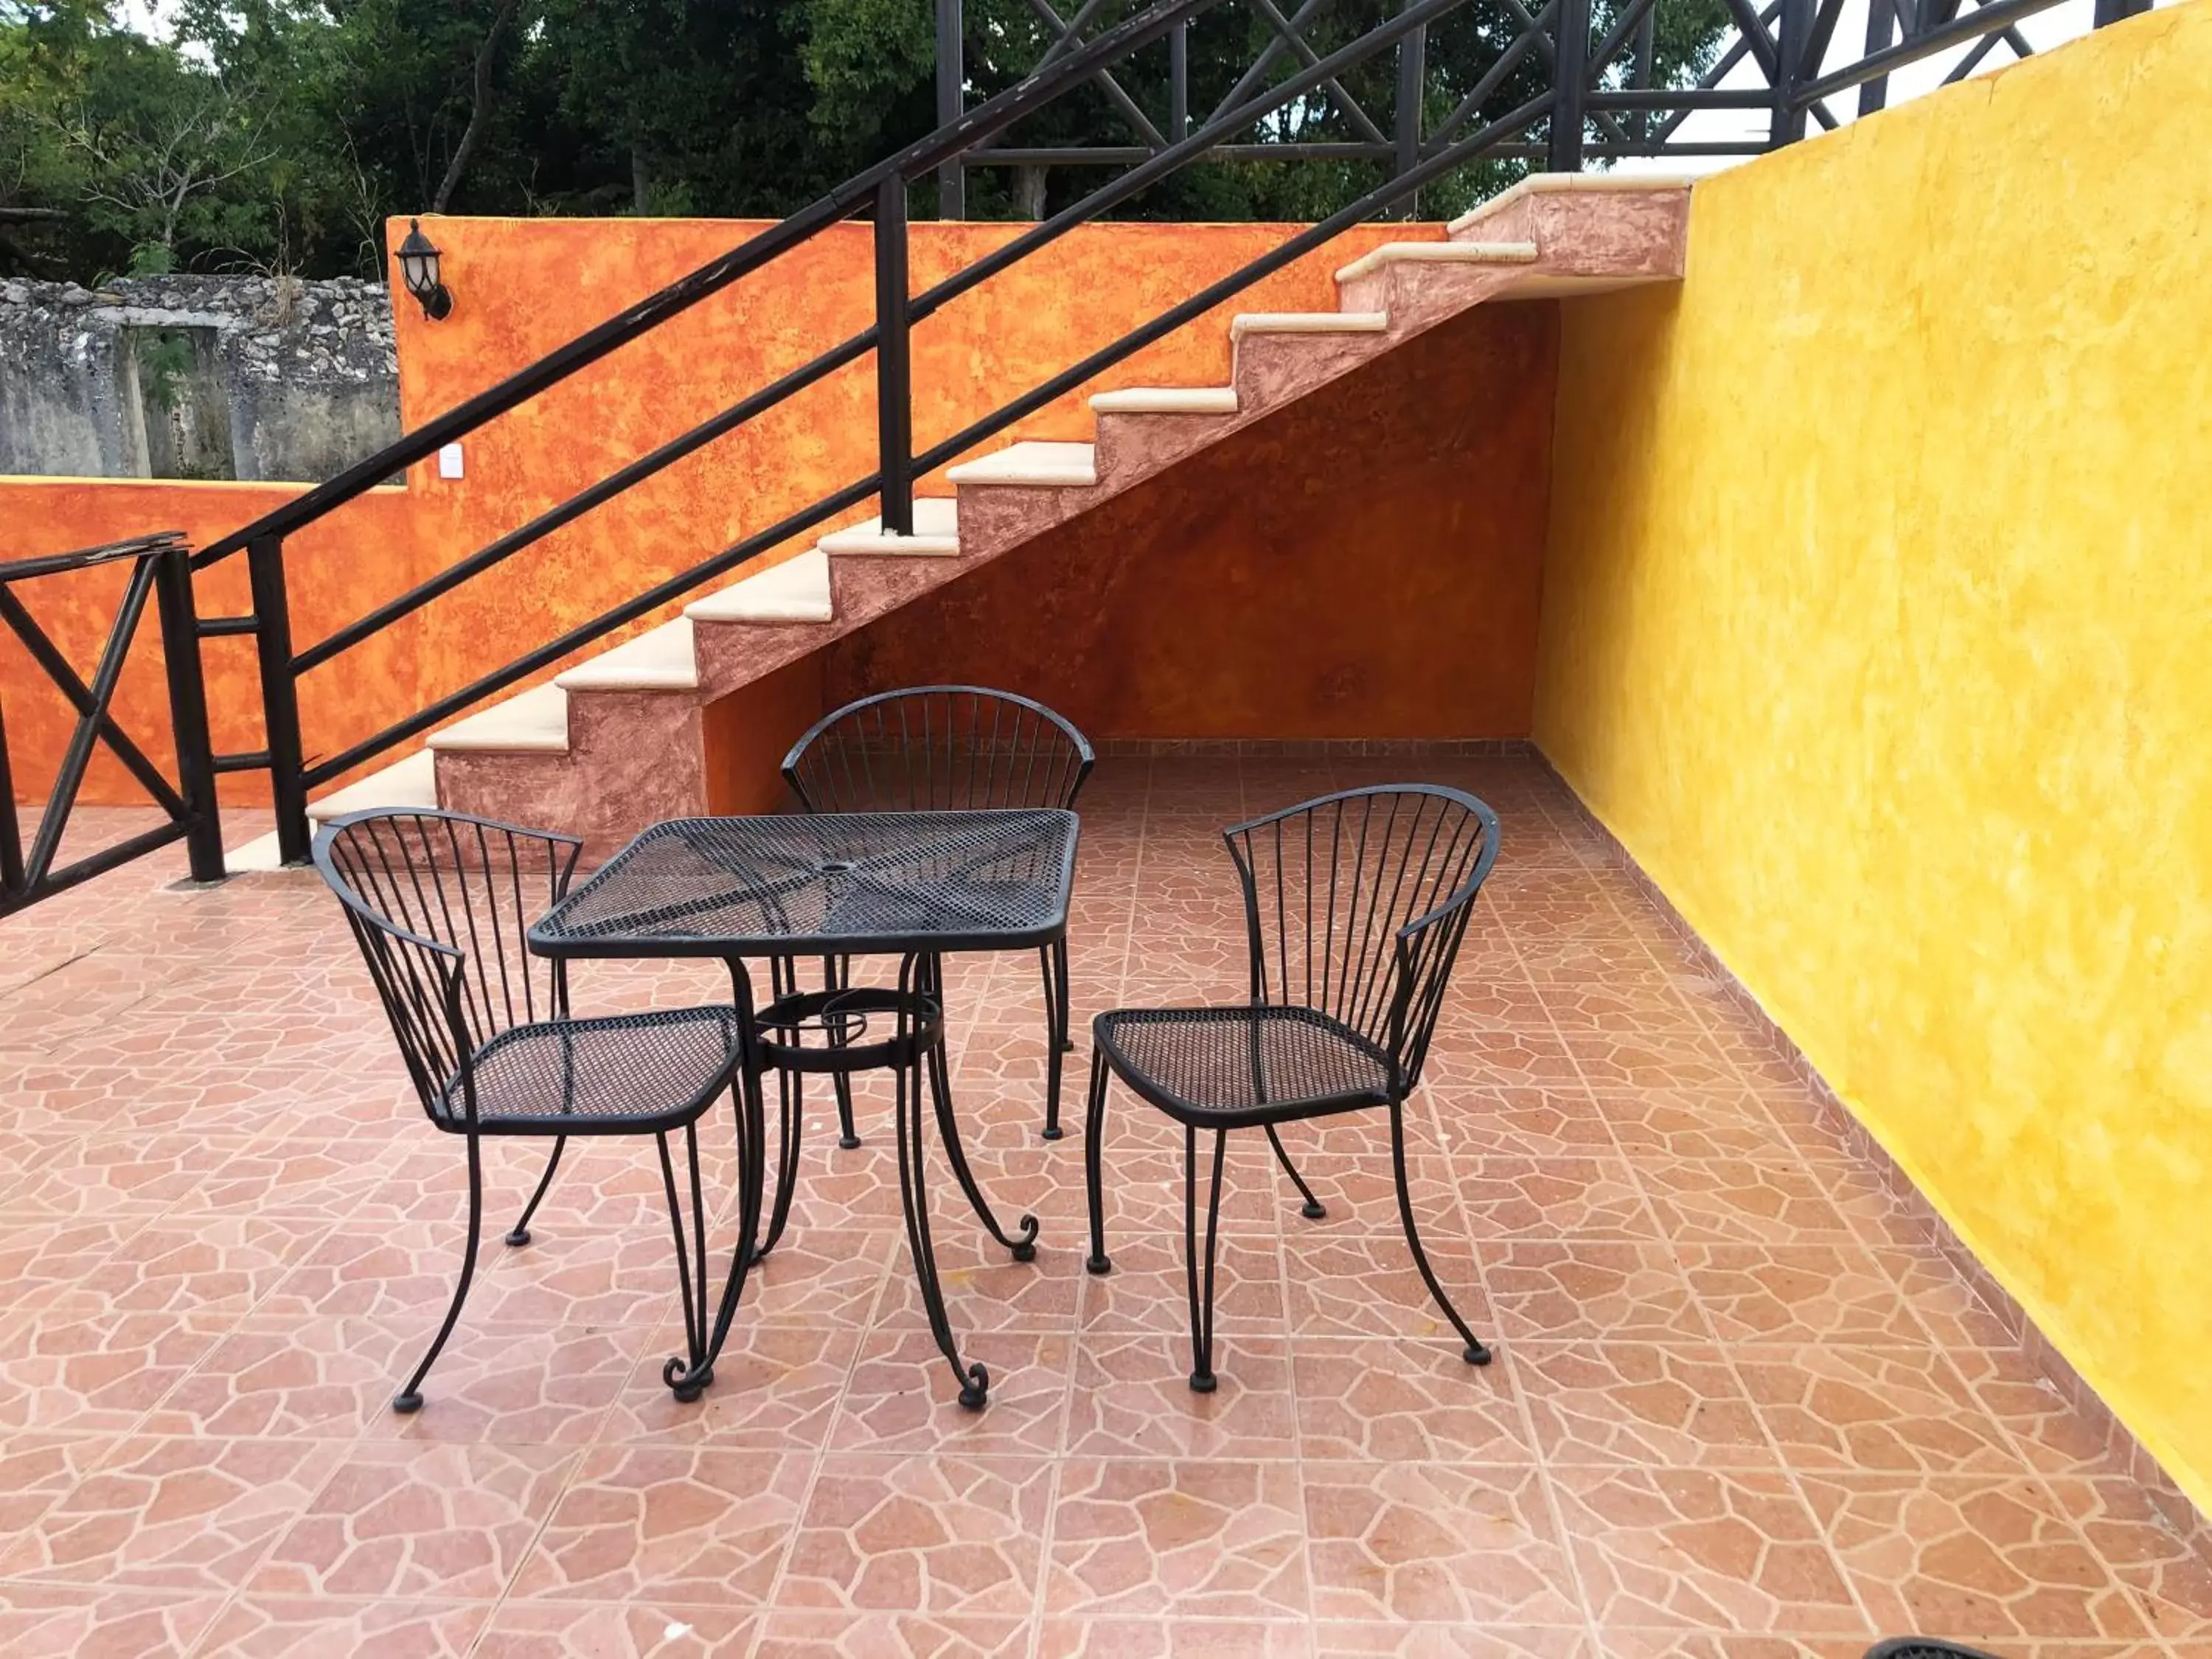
[817,497,960,556]
[1229,311,1388,339]
[1446,172,1697,234]
[426,681,571,754]
[1089,386,1239,414]
[685,548,835,624]
[945,441,1097,488]
[553,618,700,692]
[223,750,437,872]
[1333,240,1537,283]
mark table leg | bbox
[662,959,768,1402]
[894,951,990,1410]
[920,953,1039,1262]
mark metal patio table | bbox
[527,807,1079,1408]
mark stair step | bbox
[1229,311,1388,340]
[426,681,571,754]
[1445,171,1698,235]
[685,548,835,624]
[817,497,960,556]
[1089,386,1239,414]
[312,748,440,819]
[223,750,438,872]
[554,618,700,692]
[945,441,1097,488]
[1333,240,1537,284]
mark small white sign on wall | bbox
[437,442,465,480]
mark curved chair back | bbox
[1225,785,1499,1091]
[782,686,1095,814]
[314,808,582,1124]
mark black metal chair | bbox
[1082,784,1500,1391]
[315,808,748,1413]
[1865,1645,2010,1658]
[781,685,1096,1141]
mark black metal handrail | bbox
[1,532,225,915]
[184,0,2145,868]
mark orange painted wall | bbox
[5,216,1435,808]
[819,300,1558,748]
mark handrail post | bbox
[1771,0,1812,145]
[246,534,311,865]
[0,692,21,898]
[874,175,916,538]
[2093,0,2149,22]
[1857,0,1896,115]
[1394,10,1427,215]
[152,540,226,885]
[1548,0,1588,173]
[1170,21,1189,141]
[936,0,966,218]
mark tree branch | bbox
[431,0,521,214]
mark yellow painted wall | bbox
[1536,3,2212,1510]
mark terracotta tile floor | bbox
[3,759,2208,1658]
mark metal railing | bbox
[177,0,2148,871]
[0,533,225,917]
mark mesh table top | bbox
[528,809,1079,959]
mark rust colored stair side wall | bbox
[818,300,1558,751]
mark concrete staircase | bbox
[229,175,1691,868]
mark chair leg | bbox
[1083,1048,1113,1276]
[1388,1096,1491,1366]
[656,1121,716,1401]
[1040,941,1073,1139]
[505,1134,566,1247]
[826,953,860,1149]
[1184,1124,1228,1393]
[393,1130,484,1413]
[752,1059,803,1265]
[1262,1124,1326,1221]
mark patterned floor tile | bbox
[1310,1627,1591,1658]
[1547,1464,1866,1633]
[835,1328,1073,1454]
[0,1433,327,1591]
[1799,1473,2152,1641]
[1302,1461,1580,1624]
[507,1445,812,1602]
[1281,1233,1487,1343]
[474,1601,757,1658]
[603,1321,862,1449]
[1736,1345,2036,1476]
[1,758,2194,1658]
[1481,1241,1708,1343]
[1067,1332,1298,1459]
[1291,1338,1533,1463]
[757,1611,1032,1656]
[1677,1243,1927,1346]
[1457,1158,1661,1242]
[184,1596,491,1658]
[1515,1341,1778,1468]
[781,1453,1052,1615]
[0,1582,231,1659]
[248,1441,577,1599]
[1038,1618,1313,1658]
[1047,1458,1308,1618]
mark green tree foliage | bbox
[0,0,1726,280]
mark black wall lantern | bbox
[395,219,453,321]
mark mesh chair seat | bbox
[437,1006,743,1134]
[1093,1004,1395,1128]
